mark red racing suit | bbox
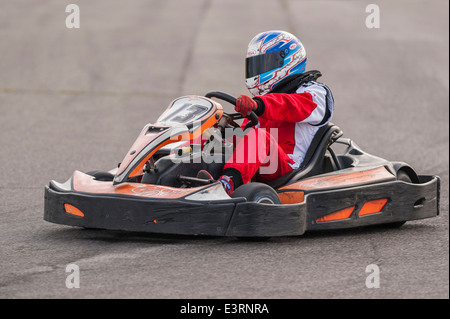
[224,80,334,185]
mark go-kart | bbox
[44,92,441,238]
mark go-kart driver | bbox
[201,30,335,195]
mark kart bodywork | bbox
[44,93,440,238]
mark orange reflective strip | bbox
[359,198,388,216]
[316,206,355,223]
[64,204,84,217]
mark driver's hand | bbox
[235,94,257,117]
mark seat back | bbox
[267,123,343,189]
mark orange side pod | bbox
[315,198,389,223]
[64,204,84,217]
[316,206,355,223]
[358,198,388,216]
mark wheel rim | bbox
[255,196,276,204]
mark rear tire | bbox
[397,170,412,184]
[384,170,412,228]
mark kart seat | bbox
[267,123,343,189]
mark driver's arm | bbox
[254,90,327,124]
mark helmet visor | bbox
[246,51,284,78]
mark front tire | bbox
[231,183,280,241]
[231,182,281,204]
[85,170,114,181]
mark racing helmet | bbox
[245,30,307,96]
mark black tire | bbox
[85,170,115,181]
[397,170,412,183]
[231,182,281,204]
[384,170,412,228]
[231,183,280,241]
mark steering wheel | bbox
[205,91,259,130]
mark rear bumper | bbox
[305,175,440,231]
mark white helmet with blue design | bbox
[245,30,307,96]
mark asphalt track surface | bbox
[0,0,448,300]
